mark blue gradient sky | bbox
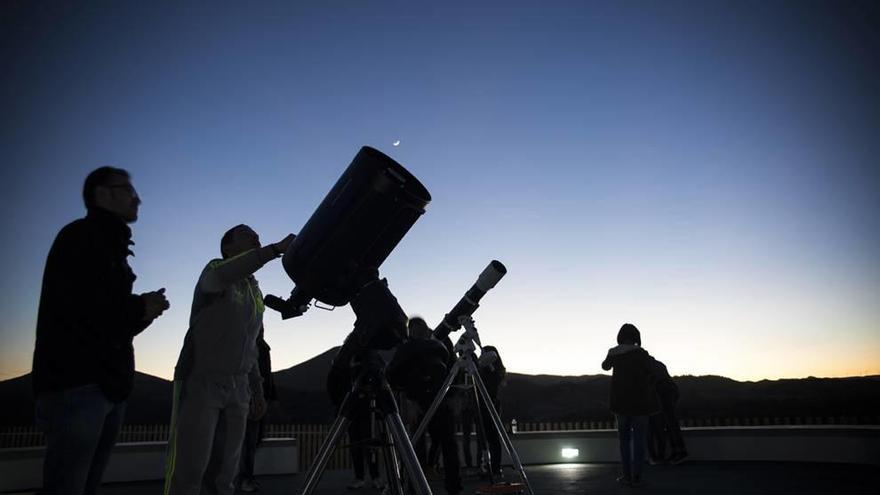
[2,1,878,381]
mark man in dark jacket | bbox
[388,317,463,495]
[601,323,659,487]
[32,167,169,495]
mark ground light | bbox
[561,448,579,459]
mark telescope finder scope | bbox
[432,260,507,341]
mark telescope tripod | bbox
[413,317,535,495]
[298,359,432,495]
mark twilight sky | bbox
[2,0,878,382]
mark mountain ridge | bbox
[2,349,878,426]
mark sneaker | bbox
[240,477,259,493]
[347,479,366,489]
[670,452,689,465]
[616,475,631,486]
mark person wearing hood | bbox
[601,323,660,487]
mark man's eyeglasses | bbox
[104,184,138,197]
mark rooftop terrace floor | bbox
[48,461,880,495]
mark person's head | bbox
[617,323,641,346]
[479,345,504,371]
[407,316,431,340]
[220,224,260,258]
[83,167,140,222]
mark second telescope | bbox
[432,260,507,341]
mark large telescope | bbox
[432,260,507,341]
[264,146,430,322]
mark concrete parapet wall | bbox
[503,426,880,466]
[1,427,877,492]
[0,437,297,493]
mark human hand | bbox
[271,234,295,257]
[141,288,170,321]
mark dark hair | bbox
[82,167,130,210]
[407,316,430,339]
[220,224,248,258]
[481,345,506,372]
[617,323,641,345]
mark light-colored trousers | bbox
[164,374,250,495]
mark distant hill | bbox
[266,346,340,423]
[273,346,340,391]
[0,373,173,426]
[2,350,879,426]
[502,373,880,422]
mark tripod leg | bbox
[470,374,495,483]
[385,412,433,495]
[412,359,464,444]
[298,412,351,495]
[468,361,536,495]
[380,418,405,495]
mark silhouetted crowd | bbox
[32,167,686,495]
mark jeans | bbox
[616,414,648,479]
[35,384,127,495]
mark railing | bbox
[0,423,350,470]
[263,424,350,470]
[3,416,879,462]
[512,415,880,432]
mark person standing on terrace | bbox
[602,323,660,487]
[32,167,170,495]
[164,225,295,495]
[648,358,689,465]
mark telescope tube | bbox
[432,260,507,341]
[267,146,430,318]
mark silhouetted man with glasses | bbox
[32,166,170,495]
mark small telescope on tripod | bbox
[412,262,535,495]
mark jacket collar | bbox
[86,207,134,255]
